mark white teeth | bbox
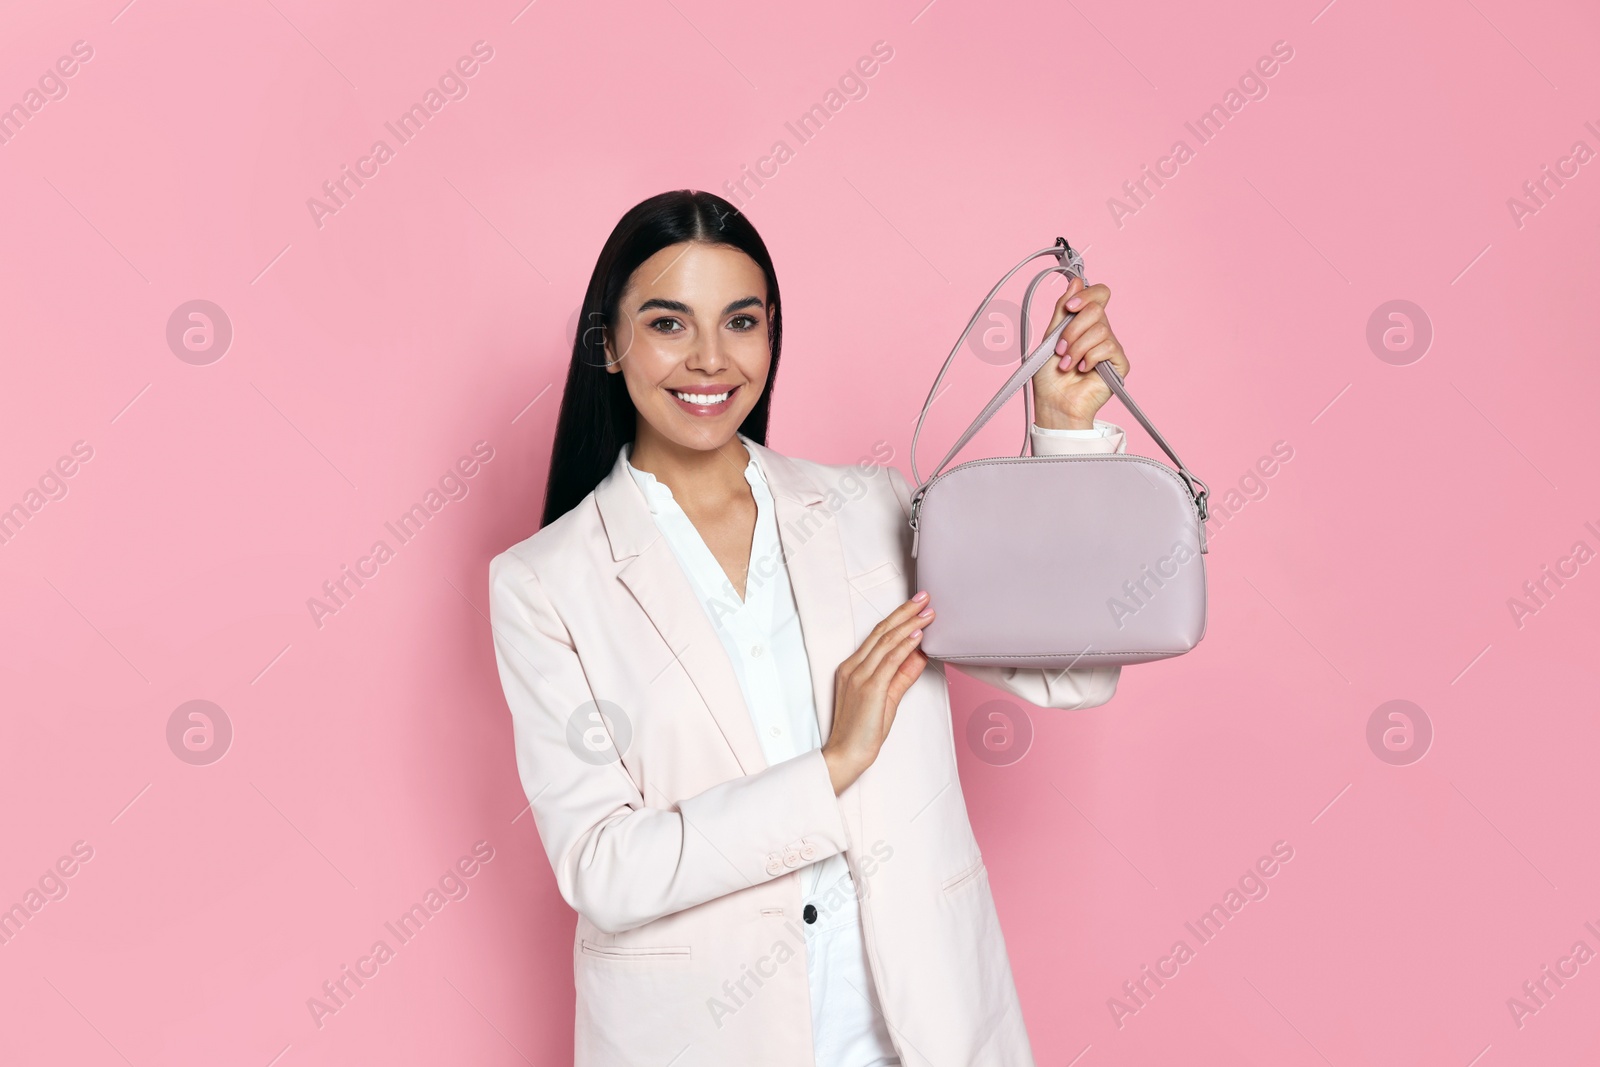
[673,389,730,405]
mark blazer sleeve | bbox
[889,420,1127,711]
[488,549,852,936]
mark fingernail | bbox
[917,607,933,617]
[1054,339,1067,355]
[912,590,928,602]
[910,628,923,640]
[1066,296,1082,310]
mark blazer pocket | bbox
[579,939,692,961]
[941,860,987,896]
[847,560,904,593]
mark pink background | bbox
[2,0,1597,1063]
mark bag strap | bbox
[1091,353,1210,520]
[910,241,1071,486]
[909,239,1210,521]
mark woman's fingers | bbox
[842,594,929,675]
[1056,274,1084,309]
[879,646,928,734]
[870,633,934,735]
[1070,337,1125,375]
[1056,301,1106,351]
[1063,281,1111,314]
[855,605,933,683]
[874,629,927,699]
[1061,327,1116,373]
[828,595,936,784]
[891,647,928,695]
[860,627,928,737]
[1053,282,1113,354]
[1051,278,1109,318]
[838,595,932,735]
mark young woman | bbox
[488,190,1133,1066]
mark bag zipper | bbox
[909,453,1208,558]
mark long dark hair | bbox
[539,190,784,528]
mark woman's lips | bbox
[667,384,740,416]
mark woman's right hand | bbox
[820,591,934,795]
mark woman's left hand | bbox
[1030,274,1131,430]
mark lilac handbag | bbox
[908,239,1210,669]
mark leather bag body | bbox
[909,240,1212,669]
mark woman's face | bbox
[604,241,772,453]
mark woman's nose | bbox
[684,329,728,371]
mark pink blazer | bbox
[488,425,1126,1066]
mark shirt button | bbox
[750,643,764,657]
[769,725,782,737]
[803,904,818,924]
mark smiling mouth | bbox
[668,385,740,414]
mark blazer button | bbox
[799,842,816,861]
[782,846,801,868]
[765,859,783,876]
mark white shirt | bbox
[623,423,1111,1066]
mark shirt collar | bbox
[624,433,768,515]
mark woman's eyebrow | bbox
[637,296,764,315]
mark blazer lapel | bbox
[592,438,856,774]
[743,439,855,745]
[594,446,770,777]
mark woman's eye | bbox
[649,318,683,334]
[728,314,759,331]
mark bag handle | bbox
[910,241,1071,486]
[909,239,1210,522]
